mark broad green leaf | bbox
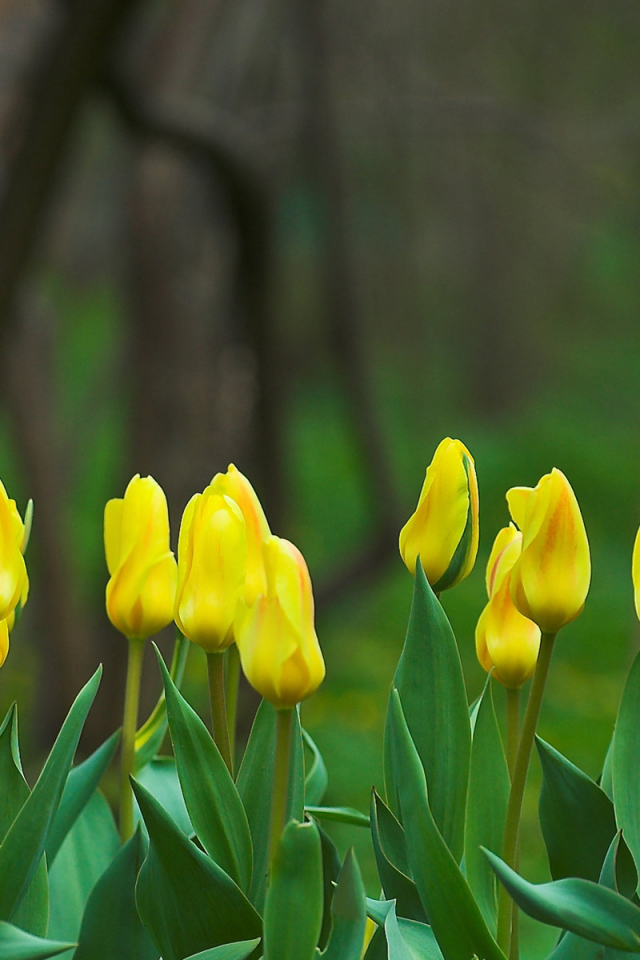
[135,633,189,773]
[47,790,119,958]
[600,832,638,900]
[0,707,48,936]
[387,690,505,960]
[263,820,322,960]
[0,921,72,960]
[0,668,101,926]
[465,678,509,931]
[384,562,470,862]
[303,728,328,805]
[485,848,640,950]
[46,730,120,865]
[601,737,614,801]
[370,791,427,923]
[74,826,157,960]
[305,806,369,827]
[319,849,367,960]
[317,824,341,950]
[183,943,261,960]
[384,902,414,960]
[613,651,640,873]
[133,778,261,960]
[136,757,192,837]
[538,736,616,882]
[158,652,252,890]
[365,901,444,960]
[237,699,304,910]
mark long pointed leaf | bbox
[133,778,261,960]
[158,650,252,890]
[370,790,427,923]
[319,849,367,960]
[303,728,328,806]
[485,848,640,950]
[384,562,470,861]
[0,922,73,960]
[388,689,505,960]
[0,667,101,924]
[183,943,261,960]
[263,820,322,960]
[613,651,640,872]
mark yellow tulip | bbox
[632,525,640,621]
[507,468,590,634]
[0,482,28,623]
[175,489,247,651]
[104,475,177,640]
[235,535,325,708]
[399,438,479,590]
[476,524,540,689]
[209,464,270,605]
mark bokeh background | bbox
[0,1,639,955]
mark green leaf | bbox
[46,730,120,865]
[384,562,470,862]
[365,902,445,960]
[305,806,369,827]
[387,689,505,960]
[158,651,252,890]
[0,922,73,960]
[613,650,640,873]
[0,668,101,926]
[370,790,427,923]
[600,832,638,900]
[135,633,189,774]
[47,790,119,958]
[601,737,614,801]
[183,943,261,960]
[465,677,509,932]
[133,778,261,960]
[484,848,640,950]
[237,699,304,910]
[537,736,617,882]
[263,820,322,960]
[303,728,328,805]
[319,849,367,960]
[383,902,414,960]
[317,824,342,950]
[0,707,48,937]
[136,756,192,838]
[74,826,157,960]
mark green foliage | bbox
[263,820,323,960]
[0,922,73,960]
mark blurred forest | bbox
[1,1,640,953]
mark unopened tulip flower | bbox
[104,475,177,641]
[399,438,479,591]
[0,482,29,623]
[209,464,270,606]
[175,489,247,651]
[476,524,540,689]
[507,469,590,634]
[632,526,640,621]
[236,536,325,709]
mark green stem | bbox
[497,632,556,956]
[206,651,233,775]
[505,687,520,782]
[120,637,146,843]
[225,643,241,768]
[268,707,294,869]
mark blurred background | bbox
[0,0,639,954]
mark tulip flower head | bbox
[506,468,590,634]
[476,524,541,689]
[209,464,270,606]
[399,438,479,591]
[175,488,248,652]
[105,475,178,640]
[0,482,28,624]
[235,535,325,709]
[631,524,640,621]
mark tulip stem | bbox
[269,706,294,869]
[120,636,146,843]
[206,651,233,775]
[505,687,520,782]
[497,632,556,958]
[225,643,241,767]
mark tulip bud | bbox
[0,482,28,623]
[104,475,177,640]
[209,464,270,606]
[399,438,479,591]
[506,468,590,634]
[175,489,247,651]
[235,536,325,708]
[476,524,540,689]
[633,525,640,622]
